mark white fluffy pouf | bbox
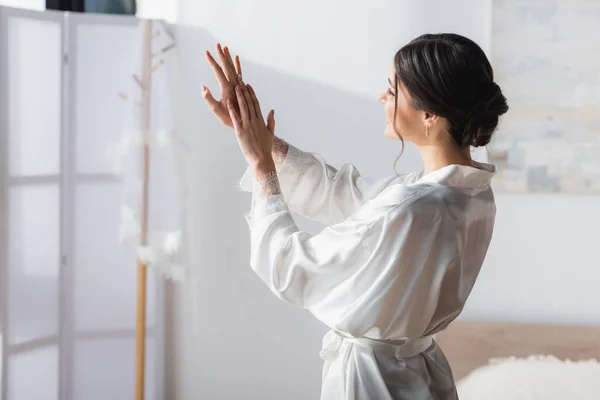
[456,355,600,400]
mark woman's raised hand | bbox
[202,43,243,129]
[228,83,276,175]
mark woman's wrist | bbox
[252,158,277,181]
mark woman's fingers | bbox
[216,43,236,81]
[246,85,263,121]
[241,84,256,119]
[223,46,241,80]
[205,50,227,86]
[236,85,250,125]
[201,86,219,110]
[222,46,236,76]
[266,109,275,134]
[234,55,242,78]
[227,99,241,131]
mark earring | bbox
[425,124,430,137]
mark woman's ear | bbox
[423,113,440,127]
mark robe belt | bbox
[320,329,434,361]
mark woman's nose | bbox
[377,92,386,104]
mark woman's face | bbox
[378,70,426,143]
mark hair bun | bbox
[482,82,509,117]
[469,82,509,147]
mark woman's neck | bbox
[417,143,475,175]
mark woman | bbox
[202,34,508,400]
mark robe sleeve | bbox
[239,137,398,225]
[247,175,454,338]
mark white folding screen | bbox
[0,7,163,400]
[0,9,62,400]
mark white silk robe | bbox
[239,142,496,400]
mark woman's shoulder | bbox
[372,177,495,227]
[350,180,441,223]
[373,174,491,219]
[375,174,439,206]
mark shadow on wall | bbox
[168,24,422,400]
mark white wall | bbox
[137,0,176,20]
[169,1,501,399]
[464,194,600,324]
[0,0,176,20]
[176,0,491,99]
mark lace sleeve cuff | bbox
[238,137,300,192]
[245,170,288,227]
[272,136,289,167]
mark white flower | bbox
[162,231,181,254]
[137,246,158,264]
